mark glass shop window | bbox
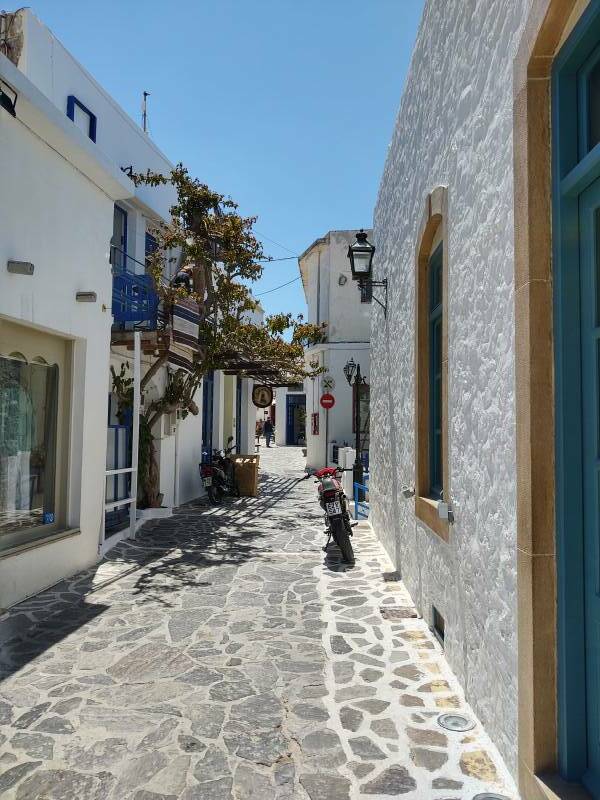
[0,355,59,548]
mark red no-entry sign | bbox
[320,393,335,410]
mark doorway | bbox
[201,371,214,460]
[285,394,306,445]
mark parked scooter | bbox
[313,467,355,564]
[211,436,240,500]
[212,436,240,499]
[199,437,240,503]
[199,458,219,504]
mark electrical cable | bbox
[255,276,301,296]
[254,230,297,256]
[257,256,298,262]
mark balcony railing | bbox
[111,245,160,330]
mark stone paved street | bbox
[0,447,517,799]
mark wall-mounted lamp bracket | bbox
[358,278,388,317]
[76,291,97,303]
[7,260,34,275]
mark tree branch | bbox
[141,355,168,392]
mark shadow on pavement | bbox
[0,461,313,681]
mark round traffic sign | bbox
[320,393,335,409]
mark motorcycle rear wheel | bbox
[330,517,355,565]
[206,485,220,504]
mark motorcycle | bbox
[199,459,219,504]
[313,467,355,565]
[210,436,240,500]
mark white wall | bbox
[300,230,372,471]
[239,379,257,456]
[305,344,370,470]
[176,392,203,505]
[300,230,372,342]
[370,0,526,775]
[0,85,117,608]
[17,10,174,221]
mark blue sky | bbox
[28,0,423,318]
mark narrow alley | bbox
[0,448,516,799]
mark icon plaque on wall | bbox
[252,384,273,408]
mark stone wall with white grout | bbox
[370,0,532,777]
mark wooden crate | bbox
[233,455,260,497]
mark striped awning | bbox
[167,298,200,373]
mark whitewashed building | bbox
[299,230,371,471]
[0,9,257,608]
[369,1,600,797]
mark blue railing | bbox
[111,244,160,330]
[353,473,369,520]
[112,270,159,328]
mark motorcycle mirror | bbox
[227,435,234,443]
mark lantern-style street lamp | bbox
[347,230,375,280]
[347,229,387,316]
[343,357,357,386]
[344,357,366,500]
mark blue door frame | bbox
[105,394,131,536]
[285,394,305,445]
[554,2,600,786]
[201,371,214,461]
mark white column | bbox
[212,370,225,450]
[129,331,141,536]
[240,378,255,454]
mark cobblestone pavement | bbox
[0,446,517,799]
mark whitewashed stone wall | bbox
[370,0,532,777]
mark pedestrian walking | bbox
[255,419,264,449]
[263,417,274,448]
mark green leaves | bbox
[131,164,326,387]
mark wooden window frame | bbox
[415,186,449,542]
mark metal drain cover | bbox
[437,712,476,732]
[472,794,511,800]
[380,606,418,620]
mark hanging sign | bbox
[320,393,335,410]
[252,385,273,408]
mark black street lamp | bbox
[344,357,366,499]
[347,229,388,316]
[347,230,375,280]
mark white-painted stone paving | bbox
[0,446,517,799]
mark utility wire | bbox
[257,256,298,263]
[255,276,301,296]
[254,229,297,256]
